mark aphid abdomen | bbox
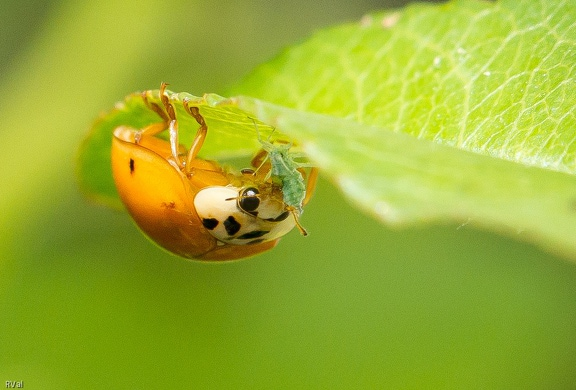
[282,175,306,213]
[267,150,306,211]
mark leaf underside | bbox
[78,0,576,260]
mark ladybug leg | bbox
[149,82,182,168]
[139,82,184,169]
[137,82,177,146]
[182,100,208,171]
[136,91,169,143]
[133,122,167,145]
[154,83,183,167]
[166,114,182,170]
[158,82,176,121]
[140,82,174,128]
[302,167,318,206]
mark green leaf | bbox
[233,0,576,175]
[232,0,576,260]
[236,98,576,260]
[78,0,576,260]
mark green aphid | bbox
[253,120,312,235]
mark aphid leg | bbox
[249,117,264,143]
[248,118,274,178]
[249,149,273,181]
[302,168,319,207]
[253,151,273,182]
[250,148,268,168]
[182,101,208,170]
[288,152,314,167]
[250,116,280,147]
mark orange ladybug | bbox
[111,83,317,261]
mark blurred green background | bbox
[1,0,576,388]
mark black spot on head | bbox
[223,216,241,236]
[237,230,269,240]
[202,218,219,230]
[129,158,135,174]
[238,187,260,213]
[265,210,290,222]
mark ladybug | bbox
[111,83,317,261]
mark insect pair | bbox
[111,83,317,261]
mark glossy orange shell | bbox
[111,127,278,261]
